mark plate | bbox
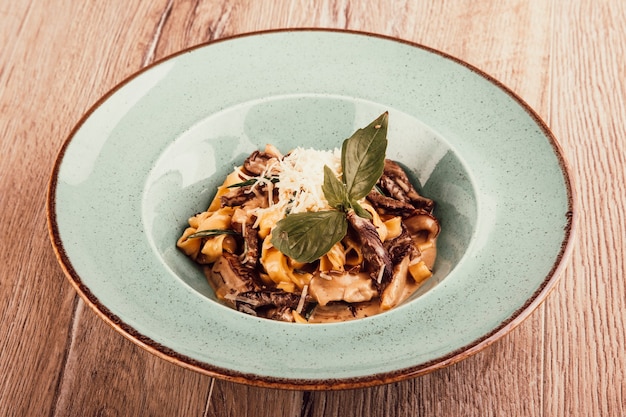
[47,29,575,390]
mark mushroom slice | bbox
[378,159,435,212]
[208,252,262,303]
[403,210,440,268]
[220,184,255,207]
[242,148,280,176]
[403,209,441,243]
[380,255,411,310]
[220,183,271,208]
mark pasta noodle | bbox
[177,143,440,323]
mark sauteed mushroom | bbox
[403,209,441,243]
[233,289,310,322]
[242,145,282,176]
[378,159,435,212]
[208,252,262,302]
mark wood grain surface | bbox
[1,0,624,416]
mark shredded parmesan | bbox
[376,265,386,284]
[296,284,309,314]
[318,272,333,281]
[235,166,253,181]
[251,147,342,221]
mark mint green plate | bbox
[47,30,575,390]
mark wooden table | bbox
[2,1,624,415]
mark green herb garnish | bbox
[271,211,348,263]
[187,229,239,239]
[271,112,388,263]
[227,177,279,188]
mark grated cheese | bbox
[251,146,342,221]
[376,265,386,284]
[295,284,309,314]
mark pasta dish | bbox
[177,113,440,323]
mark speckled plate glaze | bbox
[47,29,575,390]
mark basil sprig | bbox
[187,229,239,239]
[271,112,388,263]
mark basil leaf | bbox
[341,112,388,201]
[349,200,372,220]
[322,165,348,210]
[187,229,239,239]
[271,210,348,263]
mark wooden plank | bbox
[0,1,83,414]
[0,2,32,83]
[543,1,626,415]
[51,301,210,416]
[0,248,76,416]
[280,321,544,417]
[206,381,304,417]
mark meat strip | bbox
[384,226,416,264]
[265,306,297,322]
[346,210,393,285]
[378,159,435,212]
[220,184,255,207]
[222,183,268,268]
[366,189,415,217]
[241,222,259,269]
[234,289,311,321]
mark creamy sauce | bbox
[307,245,437,323]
